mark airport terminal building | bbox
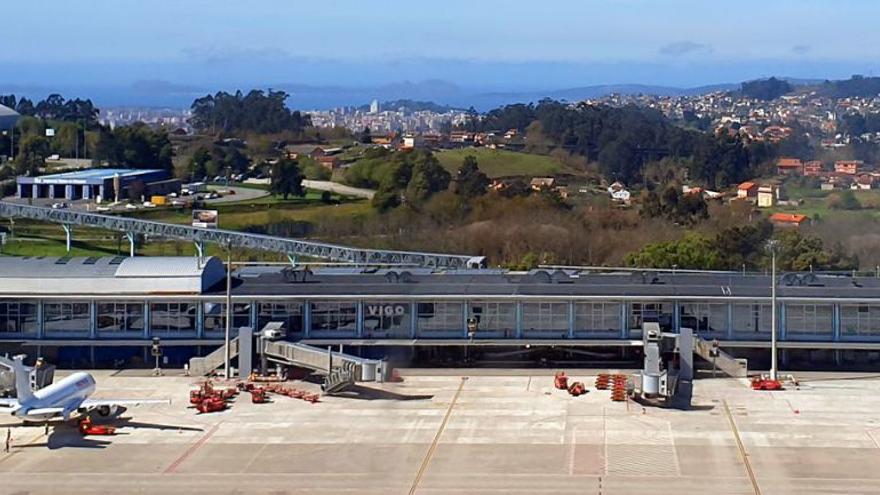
[2,256,880,367]
[16,168,180,202]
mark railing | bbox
[0,201,485,269]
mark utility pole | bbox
[768,240,779,381]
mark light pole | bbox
[767,240,779,380]
[224,248,232,379]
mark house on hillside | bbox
[606,181,631,203]
[777,158,804,175]
[852,174,874,190]
[737,181,758,199]
[757,185,776,208]
[531,177,556,191]
[803,160,824,177]
[835,160,862,175]
[770,213,809,227]
[284,144,324,160]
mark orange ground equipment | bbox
[78,417,116,436]
[554,372,569,390]
[250,387,269,404]
[196,396,227,414]
[610,374,628,402]
[751,377,784,391]
[567,382,587,396]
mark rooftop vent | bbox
[109,256,126,265]
[54,256,72,265]
[83,257,99,265]
[282,266,312,283]
[385,270,413,283]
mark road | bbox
[245,178,375,199]
[302,180,375,199]
[204,184,270,203]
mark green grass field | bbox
[435,148,564,178]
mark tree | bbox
[452,156,489,200]
[189,89,311,134]
[774,230,856,271]
[269,158,305,200]
[187,147,212,181]
[740,77,793,101]
[359,126,372,144]
[92,123,173,171]
[827,190,861,210]
[626,233,724,269]
[300,157,332,180]
[405,152,451,204]
[15,134,50,176]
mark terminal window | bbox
[43,301,91,334]
[258,302,304,337]
[574,302,621,336]
[150,302,197,336]
[0,300,38,334]
[417,301,463,335]
[97,302,144,334]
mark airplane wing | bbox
[80,399,171,409]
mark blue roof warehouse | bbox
[16,168,180,202]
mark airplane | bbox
[0,355,170,423]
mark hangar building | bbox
[16,168,180,201]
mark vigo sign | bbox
[366,304,407,317]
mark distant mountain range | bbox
[0,76,840,112]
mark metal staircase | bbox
[189,338,240,377]
[694,338,748,378]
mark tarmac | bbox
[1,369,880,494]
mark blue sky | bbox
[3,1,880,104]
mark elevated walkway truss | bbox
[0,201,484,268]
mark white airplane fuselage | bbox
[14,372,97,422]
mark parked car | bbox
[51,202,68,209]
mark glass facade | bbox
[0,300,38,335]
[629,302,673,336]
[363,301,411,338]
[785,304,833,338]
[841,305,880,338]
[203,302,251,336]
[416,301,463,337]
[731,303,772,338]
[468,300,516,338]
[6,296,880,344]
[150,301,197,337]
[43,301,90,335]
[310,301,358,337]
[97,302,144,335]
[679,302,728,338]
[573,302,621,338]
[257,302,305,338]
[521,302,569,338]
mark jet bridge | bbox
[261,340,387,393]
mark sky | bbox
[3,0,880,107]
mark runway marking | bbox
[567,424,578,475]
[867,429,880,449]
[408,376,467,495]
[163,421,221,474]
[723,400,762,495]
